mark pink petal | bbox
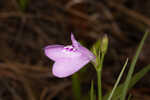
[44,45,64,61]
[71,33,95,61]
[52,57,90,78]
[71,33,79,48]
[44,45,82,61]
[78,45,96,62]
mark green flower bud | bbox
[101,35,108,54]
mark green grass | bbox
[90,80,95,100]
[107,58,128,100]
[121,31,149,100]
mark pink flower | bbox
[44,33,95,78]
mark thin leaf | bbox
[103,64,150,100]
[107,58,128,100]
[90,80,95,100]
[129,64,150,88]
[121,31,149,100]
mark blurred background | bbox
[0,0,150,100]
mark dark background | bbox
[0,0,150,100]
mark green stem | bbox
[97,53,105,100]
[97,70,102,100]
[90,80,95,100]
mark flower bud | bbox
[100,35,108,54]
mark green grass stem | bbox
[121,31,149,100]
[108,58,128,100]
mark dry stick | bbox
[108,2,150,27]
[0,78,23,100]
[40,82,71,100]
[0,70,16,78]
[0,62,52,81]
[49,2,100,39]
[19,76,37,100]
[0,63,23,76]
[0,11,67,42]
[67,1,122,39]
[46,82,71,100]
[40,87,50,100]
[7,62,52,78]
[0,12,24,18]
[11,0,20,11]
[96,3,128,42]
[0,3,125,41]
[48,0,128,42]
[0,12,55,23]
[27,21,55,44]
[0,63,36,100]
[15,16,27,43]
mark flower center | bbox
[61,45,81,58]
[63,45,77,52]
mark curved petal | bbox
[78,45,96,62]
[44,45,64,61]
[52,56,90,78]
[71,33,80,48]
[71,33,96,61]
[44,45,82,61]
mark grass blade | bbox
[90,80,95,100]
[107,58,128,100]
[120,31,149,100]
[103,64,150,100]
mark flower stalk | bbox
[92,35,108,100]
[97,53,105,100]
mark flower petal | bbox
[44,45,82,61]
[44,45,65,61]
[71,33,79,48]
[78,45,96,62]
[52,57,90,78]
[44,33,96,78]
[71,33,96,61]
